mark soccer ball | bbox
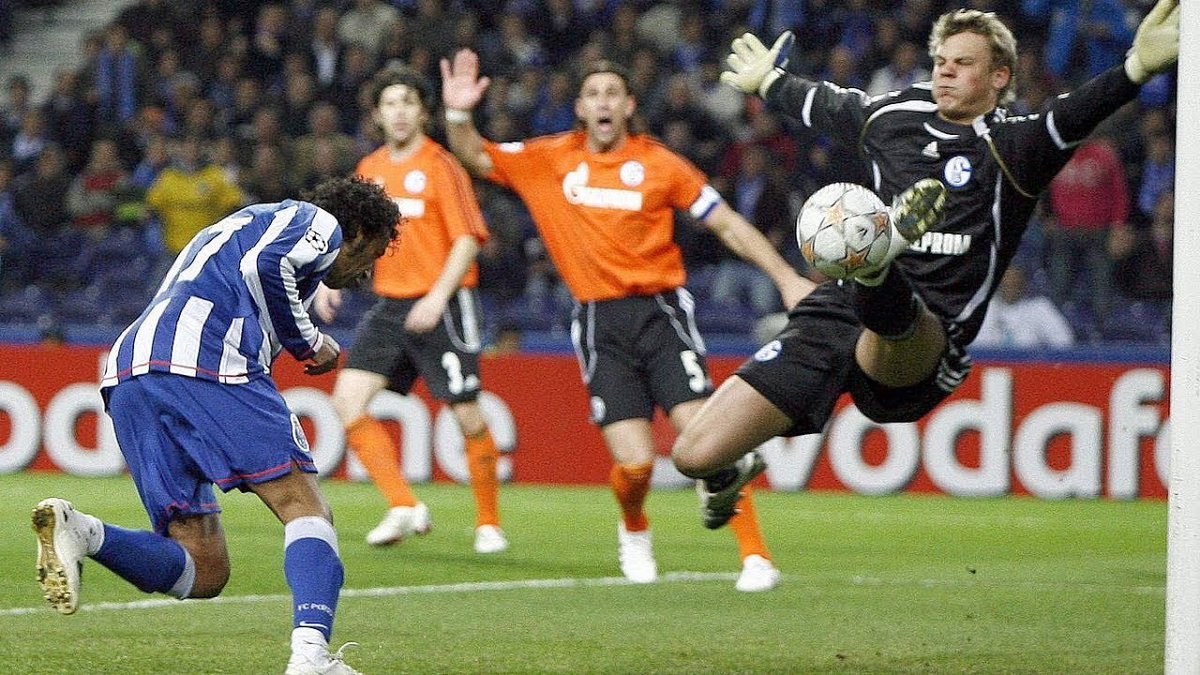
[796,182,892,279]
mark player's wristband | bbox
[445,108,471,124]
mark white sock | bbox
[291,626,328,659]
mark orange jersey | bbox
[482,132,721,302]
[357,137,489,299]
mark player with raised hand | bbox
[32,177,400,675]
[673,1,1179,527]
[313,65,507,555]
[441,49,814,592]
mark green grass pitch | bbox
[0,473,1165,673]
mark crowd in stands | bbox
[0,0,1175,348]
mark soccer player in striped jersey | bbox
[671,1,1178,526]
[32,176,399,675]
[442,52,814,591]
[313,65,506,554]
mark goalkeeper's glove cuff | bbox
[758,68,785,99]
[1124,52,1150,84]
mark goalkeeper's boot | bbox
[32,498,101,615]
[365,503,432,546]
[854,178,947,286]
[697,451,767,530]
[286,642,363,675]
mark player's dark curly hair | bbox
[301,176,400,245]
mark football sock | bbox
[611,462,653,532]
[347,415,418,507]
[284,516,343,642]
[466,429,500,527]
[728,487,771,560]
[853,269,922,340]
[92,523,191,596]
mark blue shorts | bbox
[104,373,317,533]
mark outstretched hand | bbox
[440,49,491,113]
[720,31,794,98]
[1125,0,1179,83]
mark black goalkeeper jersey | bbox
[765,65,1141,344]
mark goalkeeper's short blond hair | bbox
[928,9,1018,105]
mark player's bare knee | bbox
[671,432,712,477]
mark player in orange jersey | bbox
[314,66,507,554]
[441,51,815,591]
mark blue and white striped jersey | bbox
[101,200,343,388]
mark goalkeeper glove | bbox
[1125,0,1179,84]
[720,31,795,98]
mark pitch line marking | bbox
[0,571,739,617]
[1,573,1164,618]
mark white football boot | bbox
[473,525,509,554]
[854,178,948,285]
[364,503,432,546]
[735,554,781,593]
[617,523,658,583]
[285,642,363,675]
[32,498,102,615]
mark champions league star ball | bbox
[796,182,892,279]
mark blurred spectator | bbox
[1043,0,1133,85]
[130,134,169,190]
[1111,192,1172,302]
[92,23,148,131]
[410,0,458,58]
[116,0,176,49]
[648,74,727,174]
[305,6,344,94]
[239,143,293,203]
[1137,132,1174,223]
[1045,133,1128,318]
[10,109,51,176]
[866,41,930,97]
[280,71,318,138]
[719,110,799,180]
[297,138,342,191]
[0,0,11,55]
[0,160,34,288]
[536,0,588,67]
[331,43,375,131]
[821,44,865,90]
[245,3,293,87]
[1,74,32,148]
[490,13,546,78]
[145,136,243,254]
[41,69,96,172]
[183,15,228,86]
[209,135,242,186]
[709,144,791,315]
[530,70,575,136]
[292,102,358,187]
[746,0,806,38]
[11,144,83,289]
[115,105,171,172]
[67,138,136,239]
[975,265,1075,349]
[669,13,709,76]
[337,0,400,59]
[693,58,743,130]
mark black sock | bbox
[853,271,921,340]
